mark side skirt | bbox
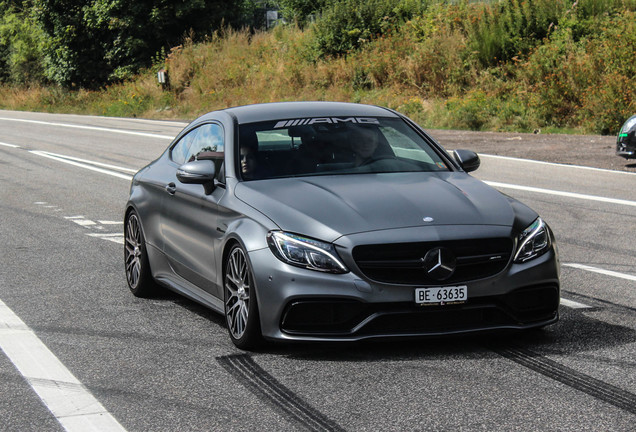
[147,243,224,315]
[156,275,225,315]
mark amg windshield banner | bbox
[273,117,380,128]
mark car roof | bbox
[217,101,399,124]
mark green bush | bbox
[312,0,429,57]
[519,8,636,133]
[466,0,568,67]
[0,2,46,84]
[278,0,330,26]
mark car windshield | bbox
[237,117,450,180]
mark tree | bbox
[0,0,45,84]
[33,0,249,87]
[277,0,329,26]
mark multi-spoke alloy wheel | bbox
[225,245,261,349]
[124,211,154,297]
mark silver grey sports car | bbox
[124,101,560,349]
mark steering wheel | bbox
[359,154,396,166]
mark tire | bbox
[224,244,262,350]
[124,210,156,297]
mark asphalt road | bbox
[1,110,635,432]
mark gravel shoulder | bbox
[427,129,636,173]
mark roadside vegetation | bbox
[0,0,634,134]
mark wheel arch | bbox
[124,202,137,222]
[221,234,265,328]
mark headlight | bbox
[267,231,348,274]
[514,218,551,263]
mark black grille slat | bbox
[355,259,423,268]
[456,252,508,265]
[353,238,513,285]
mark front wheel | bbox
[224,244,262,350]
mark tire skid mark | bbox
[217,354,345,432]
[492,345,636,415]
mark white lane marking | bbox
[560,298,593,309]
[72,219,96,227]
[563,263,636,282]
[0,116,174,140]
[87,233,124,244]
[64,216,95,226]
[34,151,138,173]
[98,221,123,225]
[31,151,133,181]
[0,141,20,148]
[88,117,188,127]
[485,181,636,208]
[480,154,636,177]
[0,299,127,432]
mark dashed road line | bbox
[560,298,593,309]
[63,216,123,242]
[56,210,123,243]
[562,263,636,282]
[0,299,127,432]
[87,233,124,245]
[64,216,98,227]
[0,141,20,148]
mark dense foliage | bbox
[277,0,329,26]
[1,0,258,87]
[312,0,429,57]
[0,0,634,134]
[0,1,45,84]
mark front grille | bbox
[352,238,513,285]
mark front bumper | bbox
[248,241,560,342]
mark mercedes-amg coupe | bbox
[124,102,560,349]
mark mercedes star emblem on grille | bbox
[422,247,457,280]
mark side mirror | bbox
[177,160,216,194]
[453,149,480,173]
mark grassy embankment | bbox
[0,1,634,134]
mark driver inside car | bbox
[351,126,393,166]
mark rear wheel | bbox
[224,244,262,350]
[124,211,155,297]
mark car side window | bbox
[171,128,199,165]
[185,123,224,162]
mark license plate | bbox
[415,286,467,305]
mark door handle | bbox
[165,183,177,195]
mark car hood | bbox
[235,172,530,242]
